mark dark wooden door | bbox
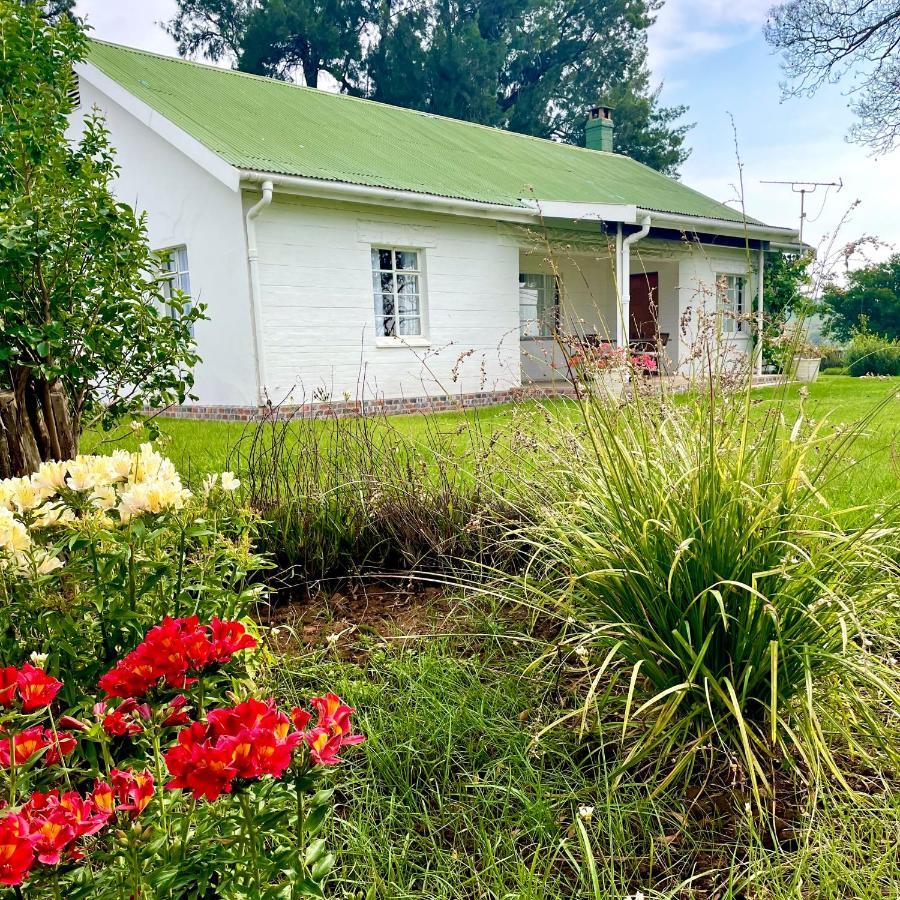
[629,272,659,342]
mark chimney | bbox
[585,104,614,152]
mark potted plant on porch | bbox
[770,324,824,383]
[568,343,656,400]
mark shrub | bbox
[0,448,366,895]
[0,621,363,896]
[507,382,900,797]
[0,445,265,691]
[845,332,900,376]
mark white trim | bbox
[522,199,638,224]
[242,170,538,223]
[374,337,432,349]
[76,62,240,192]
[637,209,800,244]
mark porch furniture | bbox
[629,332,670,375]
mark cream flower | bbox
[89,483,119,511]
[0,508,30,554]
[219,472,241,492]
[33,460,68,493]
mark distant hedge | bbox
[845,334,900,377]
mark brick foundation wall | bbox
[147,386,569,422]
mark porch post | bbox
[615,224,626,348]
[756,247,765,376]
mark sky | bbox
[73,0,900,267]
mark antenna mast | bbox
[759,178,843,245]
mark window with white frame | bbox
[519,273,559,338]
[159,246,194,334]
[717,273,746,333]
[372,248,424,338]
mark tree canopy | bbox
[166,0,691,175]
[0,0,204,470]
[766,1,900,154]
[821,253,900,342]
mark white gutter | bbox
[637,208,800,244]
[617,216,652,348]
[245,180,273,405]
[241,171,539,223]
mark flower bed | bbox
[0,449,364,896]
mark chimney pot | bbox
[586,103,615,152]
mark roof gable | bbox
[86,40,761,226]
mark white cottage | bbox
[69,40,801,419]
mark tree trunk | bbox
[0,379,77,477]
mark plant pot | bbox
[793,356,821,383]
[591,368,630,400]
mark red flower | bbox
[304,693,365,761]
[99,617,257,698]
[165,698,301,801]
[56,792,109,838]
[0,813,35,886]
[43,730,76,767]
[161,695,191,728]
[290,707,311,732]
[0,726,47,767]
[15,665,62,712]
[164,723,238,802]
[0,668,18,708]
[303,727,345,766]
[112,769,155,817]
[92,769,154,819]
[21,790,110,866]
[208,619,257,664]
[96,699,145,737]
[0,727,76,768]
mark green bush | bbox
[508,382,900,797]
[845,333,900,376]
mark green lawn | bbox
[85,376,899,509]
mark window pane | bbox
[398,294,420,314]
[399,316,421,336]
[375,249,392,271]
[371,271,393,294]
[397,274,419,294]
[395,251,419,271]
[378,293,395,317]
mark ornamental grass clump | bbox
[511,379,900,797]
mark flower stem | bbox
[239,792,262,894]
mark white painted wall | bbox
[67,77,258,407]
[675,244,757,375]
[247,192,522,403]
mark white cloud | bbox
[75,0,178,55]
[649,0,772,73]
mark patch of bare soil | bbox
[255,579,460,655]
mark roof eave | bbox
[638,208,802,245]
[240,169,541,223]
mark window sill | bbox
[374,336,432,349]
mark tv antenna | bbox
[759,178,843,245]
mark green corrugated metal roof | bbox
[87,39,759,225]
